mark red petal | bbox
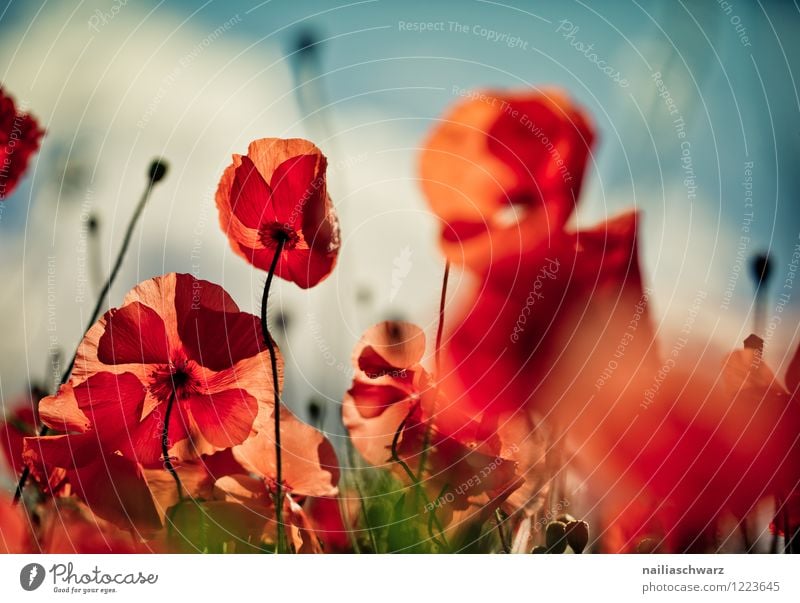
[231,155,275,228]
[23,432,100,469]
[73,372,146,435]
[68,454,162,532]
[97,302,169,365]
[174,272,239,315]
[282,247,338,289]
[178,307,263,371]
[347,381,410,419]
[269,154,326,226]
[185,389,258,448]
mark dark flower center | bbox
[149,358,201,402]
[259,222,300,250]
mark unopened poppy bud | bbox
[87,214,98,233]
[530,545,547,554]
[565,520,589,554]
[545,521,568,553]
[148,159,169,184]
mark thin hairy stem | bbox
[260,237,286,552]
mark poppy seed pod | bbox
[565,520,589,554]
[148,158,169,183]
[545,521,568,554]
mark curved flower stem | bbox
[260,237,287,553]
[162,394,183,501]
[13,160,168,505]
[434,260,450,378]
[416,260,450,483]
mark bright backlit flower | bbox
[215,138,340,288]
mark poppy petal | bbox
[178,307,264,372]
[185,388,258,448]
[231,156,275,228]
[97,302,170,365]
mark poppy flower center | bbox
[259,222,300,250]
[148,358,201,402]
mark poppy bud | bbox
[545,521,568,553]
[148,159,169,184]
[87,214,98,233]
[565,520,589,553]
[530,545,547,554]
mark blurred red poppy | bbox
[420,89,594,272]
[440,211,657,426]
[0,493,31,553]
[585,341,800,552]
[215,138,340,288]
[0,86,44,202]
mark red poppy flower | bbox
[342,321,522,521]
[440,211,657,425]
[0,86,44,201]
[420,89,594,272]
[215,138,340,288]
[50,272,281,463]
